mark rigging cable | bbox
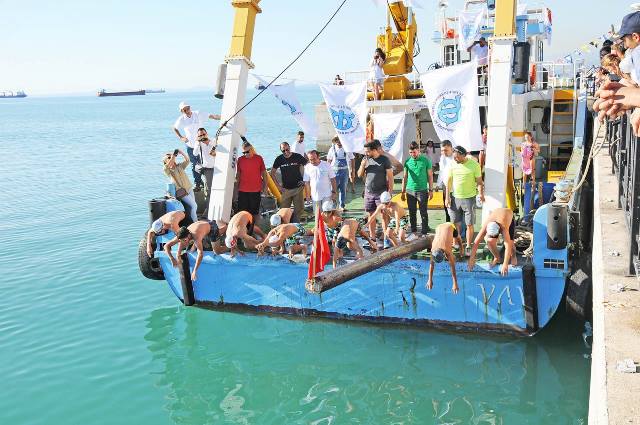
[216,0,349,138]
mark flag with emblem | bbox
[457,7,486,49]
[308,211,331,279]
[372,113,406,162]
[420,61,482,152]
[319,82,368,153]
[254,75,318,139]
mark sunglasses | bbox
[198,137,208,141]
[281,148,290,153]
[243,151,250,155]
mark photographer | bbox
[163,149,198,222]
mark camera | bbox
[173,149,179,156]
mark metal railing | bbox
[607,114,640,276]
[530,61,576,91]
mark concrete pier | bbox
[589,122,640,424]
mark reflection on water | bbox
[145,307,590,424]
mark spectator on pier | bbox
[173,102,220,189]
[467,208,517,276]
[163,149,198,223]
[303,150,337,212]
[271,141,308,220]
[236,140,268,235]
[427,222,464,294]
[369,48,386,101]
[521,131,540,186]
[326,136,354,210]
[164,219,227,281]
[446,145,484,256]
[437,140,455,222]
[192,128,217,209]
[292,131,306,156]
[401,142,433,236]
[601,54,635,87]
[468,37,489,92]
[424,139,440,166]
[334,75,345,85]
[358,139,394,248]
[146,209,186,258]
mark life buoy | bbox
[530,64,537,86]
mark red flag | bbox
[308,212,331,279]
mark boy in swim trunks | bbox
[366,191,409,247]
[427,222,464,294]
[256,223,311,257]
[269,207,298,227]
[225,211,261,257]
[164,219,228,281]
[467,208,516,276]
[333,218,377,268]
[146,209,186,257]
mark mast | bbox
[208,0,262,223]
[482,0,517,221]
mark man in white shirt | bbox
[292,131,306,156]
[326,136,355,210]
[468,37,489,94]
[192,128,217,209]
[303,150,337,212]
[173,101,220,189]
[437,140,455,222]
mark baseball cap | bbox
[432,249,446,263]
[178,101,190,112]
[486,221,501,238]
[453,145,467,155]
[151,219,164,234]
[322,200,336,212]
[270,214,282,226]
[380,191,392,204]
[619,11,640,37]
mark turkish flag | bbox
[308,212,331,279]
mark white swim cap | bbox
[380,191,392,204]
[487,221,501,238]
[268,235,280,245]
[322,200,335,212]
[151,219,164,234]
[270,214,281,226]
[225,236,236,249]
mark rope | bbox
[216,0,348,140]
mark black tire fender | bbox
[138,234,165,280]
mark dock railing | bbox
[607,113,640,277]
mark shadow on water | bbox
[144,305,590,424]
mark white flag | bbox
[254,76,318,139]
[372,113,406,162]
[543,8,552,45]
[402,0,426,9]
[420,62,482,152]
[319,82,368,153]
[458,7,486,49]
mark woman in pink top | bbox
[520,131,540,184]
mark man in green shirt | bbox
[445,145,484,256]
[401,142,434,235]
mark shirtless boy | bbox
[256,222,311,258]
[366,191,408,247]
[225,210,262,256]
[333,218,377,267]
[269,207,298,227]
[146,210,185,257]
[427,222,464,294]
[467,207,517,276]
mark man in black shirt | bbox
[271,141,308,220]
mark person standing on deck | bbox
[427,222,464,294]
[401,141,434,236]
[162,149,198,223]
[467,208,517,276]
[172,102,220,189]
[292,131,306,156]
[358,139,394,248]
[271,142,308,221]
[192,128,217,209]
[236,140,268,237]
[326,136,354,211]
[446,145,484,257]
[437,140,455,222]
[467,37,489,94]
[303,150,337,211]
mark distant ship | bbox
[146,89,166,94]
[97,89,145,97]
[255,83,267,90]
[0,90,27,98]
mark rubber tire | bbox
[138,236,165,280]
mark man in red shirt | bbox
[236,140,268,235]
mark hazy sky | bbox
[1,0,632,95]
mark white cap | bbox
[380,191,392,203]
[225,235,236,249]
[178,101,190,112]
[322,200,335,212]
[151,219,163,233]
[270,214,281,226]
[487,221,501,237]
[268,235,280,245]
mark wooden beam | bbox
[306,236,433,294]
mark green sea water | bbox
[0,90,590,424]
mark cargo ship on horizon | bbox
[0,90,27,98]
[97,89,145,97]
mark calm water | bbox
[0,90,590,424]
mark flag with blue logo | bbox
[254,75,318,139]
[457,7,486,49]
[319,82,368,153]
[420,61,482,152]
[372,113,406,162]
